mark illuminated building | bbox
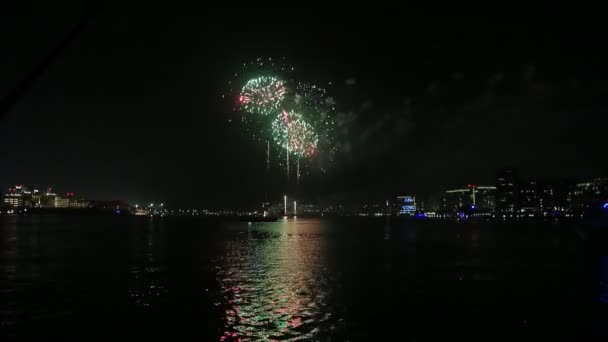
[539,180,571,212]
[396,196,416,215]
[496,168,519,213]
[475,186,496,210]
[516,179,574,214]
[443,185,496,212]
[3,185,27,208]
[40,188,57,208]
[443,189,469,212]
[3,191,23,208]
[570,178,608,212]
[69,199,90,208]
[54,196,70,208]
[2,185,93,211]
[3,185,61,208]
[519,180,541,212]
[30,189,42,207]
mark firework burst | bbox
[226,57,337,182]
[272,110,318,158]
[239,76,287,116]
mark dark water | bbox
[1,215,607,341]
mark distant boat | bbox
[239,206,278,222]
[239,216,278,222]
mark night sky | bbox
[1,3,607,208]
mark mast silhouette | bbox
[0,3,102,118]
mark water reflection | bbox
[600,256,608,304]
[0,217,18,338]
[216,219,336,341]
[1,216,606,339]
[127,219,168,308]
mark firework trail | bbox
[266,140,270,170]
[286,147,290,179]
[297,157,300,184]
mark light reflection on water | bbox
[0,216,46,339]
[1,216,607,340]
[215,219,338,341]
[0,218,18,339]
[600,256,608,304]
[127,221,168,308]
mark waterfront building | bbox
[3,185,26,208]
[442,184,496,213]
[396,196,416,215]
[496,168,519,212]
[569,178,608,212]
[443,189,469,212]
[3,192,23,208]
[54,196,70,208]
[475,186,496,210]
[519,180,541,212]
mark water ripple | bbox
[215,223,338,341]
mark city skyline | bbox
[3,168,606,216]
